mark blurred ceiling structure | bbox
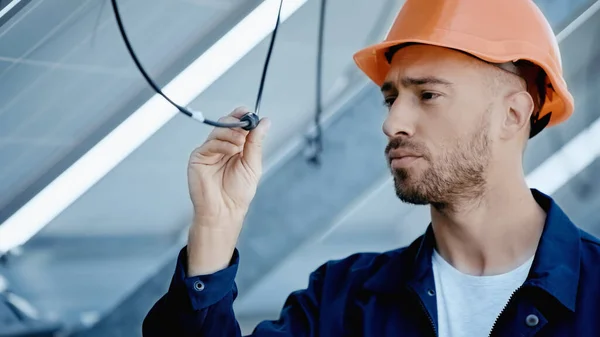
[0,0,598,336]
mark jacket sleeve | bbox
[142,247,325,337]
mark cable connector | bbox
[240,112,259,131]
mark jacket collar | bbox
[524,189,580,311]
[363,189,581,312]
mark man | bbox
[143,0,600,336]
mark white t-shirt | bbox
[432,250,534,337]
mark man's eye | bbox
[421,92,440,100]
[383,97,396,107]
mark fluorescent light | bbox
[0,0,307,253]
[0,0,24,18]
[556,0,600,42]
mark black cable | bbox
[307,0,327,165]
[111,0,192,118]
[110,0,284,130]
[254,0,284,115]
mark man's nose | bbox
[382,98,417,139]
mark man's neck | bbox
[430,179,546,276]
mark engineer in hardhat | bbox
[143,0,600,336]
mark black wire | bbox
[110,0,283,129]
[111,0,191,118]
[254,0,284,115]
[307,0,327,164]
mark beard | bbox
[386,116,491,211]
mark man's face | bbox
[382,45,496,209]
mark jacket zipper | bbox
[419,296,437,337]
[488,286,522,337]
[410,287,437,337]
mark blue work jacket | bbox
[143,189,600,336]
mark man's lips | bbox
[387,149,423,167]
[390,156,421,167]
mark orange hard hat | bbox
[353,0,574,133]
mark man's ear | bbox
[501,91,534,139]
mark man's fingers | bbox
[243,117,271,171]
[194,139,242,162]
[207,116,248,145]
[197,107,268,168]
[229,106,251,119]
[205,106,259,146]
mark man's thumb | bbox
[243,117,271,169]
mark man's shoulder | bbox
[317,234,424,288]
[579,228,600,245]
[323,246,407,276]
[574,229,600,289]
[579,228,600,258]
